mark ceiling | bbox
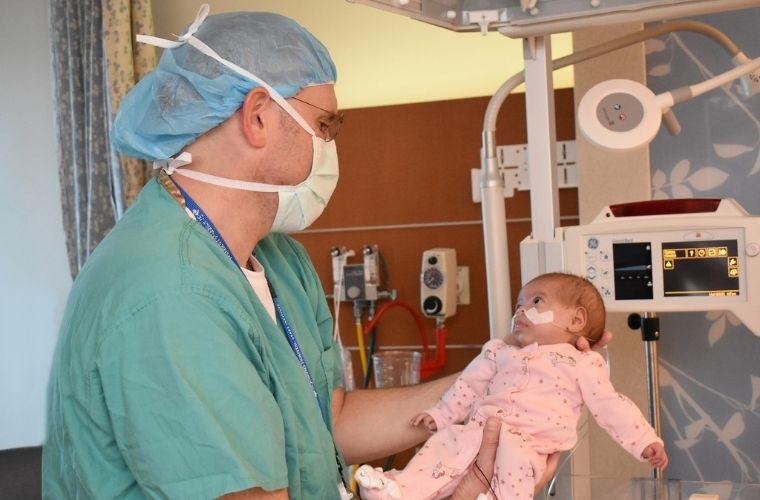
[151,0,575,109]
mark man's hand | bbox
[450,418,560,499]
[575,329,613,352]
[450,418,501,500]
[536,452,560,492]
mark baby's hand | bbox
[641,442,668,469]
[410,413,437,433]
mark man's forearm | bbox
[218,487,288,499]
[332,373,457,464]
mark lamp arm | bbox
[482,19,745,135]
[660,56,760,107]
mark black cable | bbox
[474,460,497,499]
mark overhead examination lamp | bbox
[577,58,760,151]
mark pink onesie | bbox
[361,340,661,500]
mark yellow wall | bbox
[151,0,574,109]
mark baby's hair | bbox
[525,272,606,342]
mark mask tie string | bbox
[134,3,315,136]
[136,4,209,49]
[152,152,194,175]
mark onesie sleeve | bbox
[425,339,504,430]
[577,352,663,461]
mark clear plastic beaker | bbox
[372,350,421,388]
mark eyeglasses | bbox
[289,96,344,142]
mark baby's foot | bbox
[355,465,401,499]
[355,465,388,490]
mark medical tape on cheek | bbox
[524,307,581,336]
[524,307,554,325]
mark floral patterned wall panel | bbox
[646,9,760,493]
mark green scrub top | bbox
[43,178,345,499]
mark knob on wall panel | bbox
[420,248,457,318]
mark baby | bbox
[356,272,667,500]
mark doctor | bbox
[43,6,570,499]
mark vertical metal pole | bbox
[480,131,511,340]
[523,35,575,498]
[643,312,662,480]
[520,35,562,286]
[524,36,560,245]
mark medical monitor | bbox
[660,239,740,298]
[557,199,760,336]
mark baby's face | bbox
[511,281,578,347]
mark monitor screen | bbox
[661,239,740,297]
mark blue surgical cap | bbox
[111,10,337,160]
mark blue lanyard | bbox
[175,182,241,268]
[269,284,326,420]
[169,177,348,493]
[172,180,325,420]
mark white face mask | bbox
[270,134,338,233]
[143,9,339,233]
[161,114,339,234]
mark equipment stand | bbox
[628,312,662,480]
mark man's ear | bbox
[568,306,588,333]
[241,87,272,147]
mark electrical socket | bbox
[457,266,470,305]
